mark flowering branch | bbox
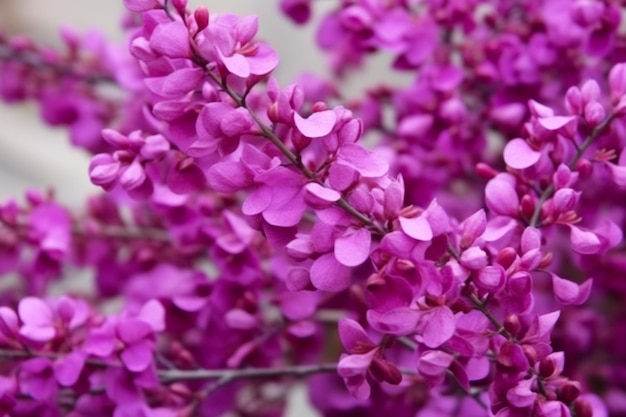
[529,115,616,227]
[205,71,388,236]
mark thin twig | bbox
[0,44,115,84]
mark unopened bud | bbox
[476,162,499,180]
[575,158,593,180]
[370,357,402,385]
[311,101,328,112]
[558,381,582,403]
[574,398,593,417]
[584,101,606,126]
[565,86,583,115]
[194,7,209,31]
[539,357,557,378]
[519,194,535,219]
[496,247,517,269]
[172,0,188,13]
[503,314,521,336]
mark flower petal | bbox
[503,138,541,169]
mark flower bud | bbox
[370,357,402,385]
[584,101,606,126]
[565,86,583,115]
[553,188,580,213]
[476,162,499,180]
[172,0,187,13]
[539,356,557,378]
[581,80,600,105]
[558,381,581,403]
[574,398,593,417]
[519,194,535,219]
[460,247,488,270]
[575,158,593,180]
[609,62,626,101]
[475,265,505,293]
[503,314,521,336]
[459,209,486,249]
[496,247,517,269]
[194,7,209,31]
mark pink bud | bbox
[475,265,505,293]
[520,194,535,219]
[553,188,580,213]
[565,86,583,115]
[194,7,209,31]
[460,247,488,270]
[581,80,601,105]
[496,247,517,269]
[575,158,593,180]
[609,63,626,101]
[583,101,606,126]
[476,162,498,180]
[459,209,486,249]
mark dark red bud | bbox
[503,314,521,336]
[574,398,593,417]
[575,158,593,180]
[520,194,535,219]
[194,7,209,31]
[539,357,557,378]
[496,247,517,269]
[370,357,402,385]
[476,162,499,179]
[558,381,581,404]
[172,0,188,13]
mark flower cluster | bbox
[0,0,625,416]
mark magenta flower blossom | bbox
[3,1,626,416]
